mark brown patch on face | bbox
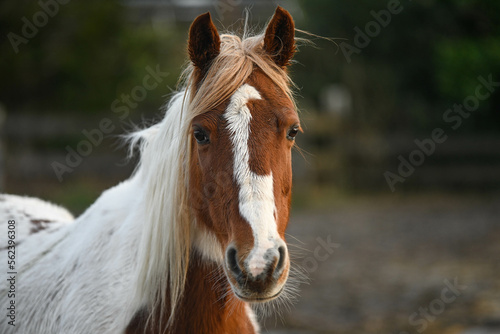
[188,70,298,250]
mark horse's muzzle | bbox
[224,241,289,302]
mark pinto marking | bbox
[224,84,281,277]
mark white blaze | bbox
[224,84,279,277]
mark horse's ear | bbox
[188,12,220,75]
[263,6,296,68]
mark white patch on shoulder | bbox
[224,84,280,277]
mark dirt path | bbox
[262,193,500,334]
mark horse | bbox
[0,6,302,334]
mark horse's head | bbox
[187,7,299,303]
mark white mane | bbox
[129,91,193,326]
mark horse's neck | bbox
[125,252,258,334]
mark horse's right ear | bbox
[188,12,220,75]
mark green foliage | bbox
[294,0,500,133]
[435,38,500,100]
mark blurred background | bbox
[1,0,499,333]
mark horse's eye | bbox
[287,126,299,140]
[193,128,210,144]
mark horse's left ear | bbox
[264,6,296,68]
[188,12,221,75]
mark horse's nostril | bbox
[275,246,286,274]
[226,247,242,276]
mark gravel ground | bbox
[261,193,500,334]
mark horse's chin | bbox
[232,286,285,303]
